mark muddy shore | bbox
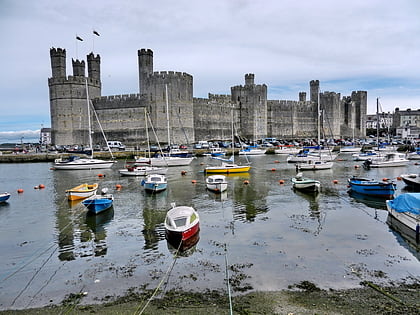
[1,280,418,315]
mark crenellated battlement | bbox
[150,71,193,80]
[97,93,141,101]
[48,76,100,86]
[138,48,153,56]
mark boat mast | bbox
[231,109,235,163]
[145,108,151,159]
[317,86,321,156]
[165,84,171,147]
[376,97,379,151]
[85,78,93,158]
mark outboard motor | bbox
[362,159,372,170]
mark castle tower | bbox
[72,59,85,76]
[245,73,255,86]
[231,74,267,141]
[138,49,153,94]
[87,52,101,81]
[310,80,319,104]
[50,47,66,78]
[49,48,101,146]
[299,92,306,102]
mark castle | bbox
[48,48,367,147]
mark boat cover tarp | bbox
[388,193,420,215]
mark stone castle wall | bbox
[49,47,367,147]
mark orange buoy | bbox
[39,184,45,189]
[354,165,359,169]
[191,180,197,184]
[115,184,122,189]
[181,170,187,175]
[97,174,105,177]
[333,180,338,184]
[397,176,402,181]
[271,168,276,172]
[382,178,388,181]
[243,180,250,185]
[17,189,24,193]
[274,160,280,163]
[279,179,285,185]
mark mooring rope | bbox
[134,240,182,315]
[224,243,234,315]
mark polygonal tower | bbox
[49,48,101,146]
[138,49,153,94]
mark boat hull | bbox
[82,197,113,214]
[119,166,168,176]
[291,176,320,192]
[66,183,98,200]
[205,163,251,174]
[54,158,115,170]
[348,178,396,198]
[297,161,333,170]
[386,194,420,232]
[137,156,194,167]
[0,192,11,203]
[166,222,200,243]
[400,174,420,190]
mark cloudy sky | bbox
[1,0,420,142]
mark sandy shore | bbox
[1,280,418,315]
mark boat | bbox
[206,174,228,193]
[53,79,115,170]
[296,159,334,171]
[140,174,167,193]
[118,163,167,176]
[347,176,396,198]
[407,149,420,160]
[204,111,251,174]
[135,95,194,167]
[363,152,409,169]
[386,193,420,233]
[0,192,11,203]
[66,183,99,201]
[203,147,226,157]
[352,150,378,161]
[82,188,114,214]
[291,172,321,192]
[400,174,420,191]
[340,146,360,153]
[164,203,200,246]
[238,145,266,156]
[274,145,301,155]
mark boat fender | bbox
[382,178,388,181]
[116,184,122,189]
[39,184,45,189]
[396,176,402,180]
[279,179,285,185]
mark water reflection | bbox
[292,188,324,235]
[386,214,419,258]
[142,206,166,251]
[166,231,200,256]
[348,190,388,210]
[206,190,228,202]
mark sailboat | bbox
[204,110,251,174]
[119,109,168,176]
[54,79,115,170]
[136,85,194,167]
[297,87,333,171]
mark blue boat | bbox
[141,174,167,193]
[348,176,396,198]
[0,192,11,203]
[82,190,114,214]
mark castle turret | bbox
[245,73,255,86]
[50,47,66,78]
[87,52,100,81]
[138,49,153,94]
[310,80,319,104]
[72,59,85,77]
[299,92,306,102]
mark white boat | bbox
[118,164,168,176]
[407,150,420,160]
[53,79,115,170]
[296,87,334,171]
[239,146,266,155]
[291,172,320,192]
[340,146,361,153]
[352,150,379,161]
[0,192,11,203]
[164,204,200,244]
[206,175,228,193]
[287,151,336,163]
[297,159,334,171]
[274,146,301,155]
[363,152,409,168]
[386,193,420,232]
[140,174,168,193]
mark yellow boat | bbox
[204,162,251,174]
[66,183,99,201]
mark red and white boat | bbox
[164,204,200,246]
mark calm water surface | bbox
[0,154,419,309]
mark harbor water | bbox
[0,154,419,309]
